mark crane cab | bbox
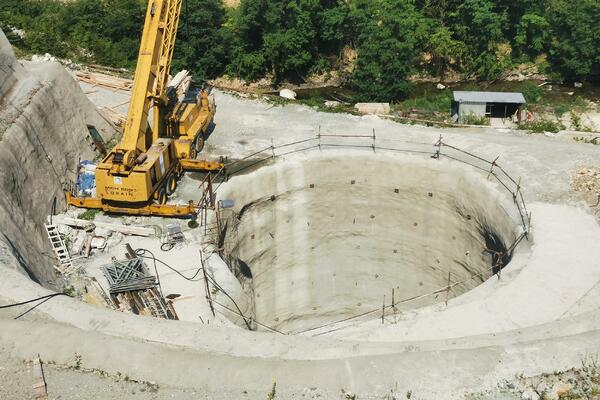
[169,89,215,159]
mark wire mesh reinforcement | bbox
[206,132,531,335]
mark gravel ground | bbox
[0,351,344,400]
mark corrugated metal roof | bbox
[453,91,526,104]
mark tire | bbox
[166,174,177,195]
[191,132,204,158]
[157,187,168,205]
[195,137,204,153]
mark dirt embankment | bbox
[0,29,116,286]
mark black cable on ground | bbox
[0,293,67,309]
[0,293,69,320]
[135,248,204,282]
[13,296,55,320]
[202,272,253,330]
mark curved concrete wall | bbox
[217,151,519,332]
[0,29,116,285]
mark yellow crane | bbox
[67,0,222,218]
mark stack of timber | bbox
[75,71,133,91]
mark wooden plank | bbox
[53,216,155,237]
[32,354,48,400]
[75,71,133,91]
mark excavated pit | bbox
[218,152,519,333]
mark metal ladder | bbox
[44,223,74,275]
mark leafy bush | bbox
[553,104,570,117]
[519,119,565,133]
[461,114,489,125]
[520,81,544,103]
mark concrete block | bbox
[354,102,390,115]
[279,89,296,100]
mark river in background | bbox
[294,80,600,105]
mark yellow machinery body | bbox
[66,0,222,218]
[96,138,176,203]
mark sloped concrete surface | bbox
[0,29,116,285]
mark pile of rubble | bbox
[571,166,600,200]
[570,166,600,220]
[472,359,600,400]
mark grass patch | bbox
[396,91,452,114]
[62,286,76,297]
[78,209,101,221]
[264,96,292,107]
[297,96,351,113]
[266,94,354,114]
[538,95,589,117]
[267,382,276,400]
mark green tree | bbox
[424,25,465,76]
[451,0,510,79]
[493,0,546,40]
[514,13,549,58]
[228,0,346,82]
[173,0,232,81]
[349,0,429,101]
[547,0,600,81]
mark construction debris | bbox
[86,63,130,75]
[161,223,186,251]
[571,166,600,218]
[113,287,178,319]
[101,247,178,319]
[75,71,133,91]
[53,215,155,237]
[324,100,341,108]
[571,166,600,197]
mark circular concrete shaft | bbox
[217,152,519,333]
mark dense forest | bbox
[1,0,599,101]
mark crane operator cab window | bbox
[183,88,201,104]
